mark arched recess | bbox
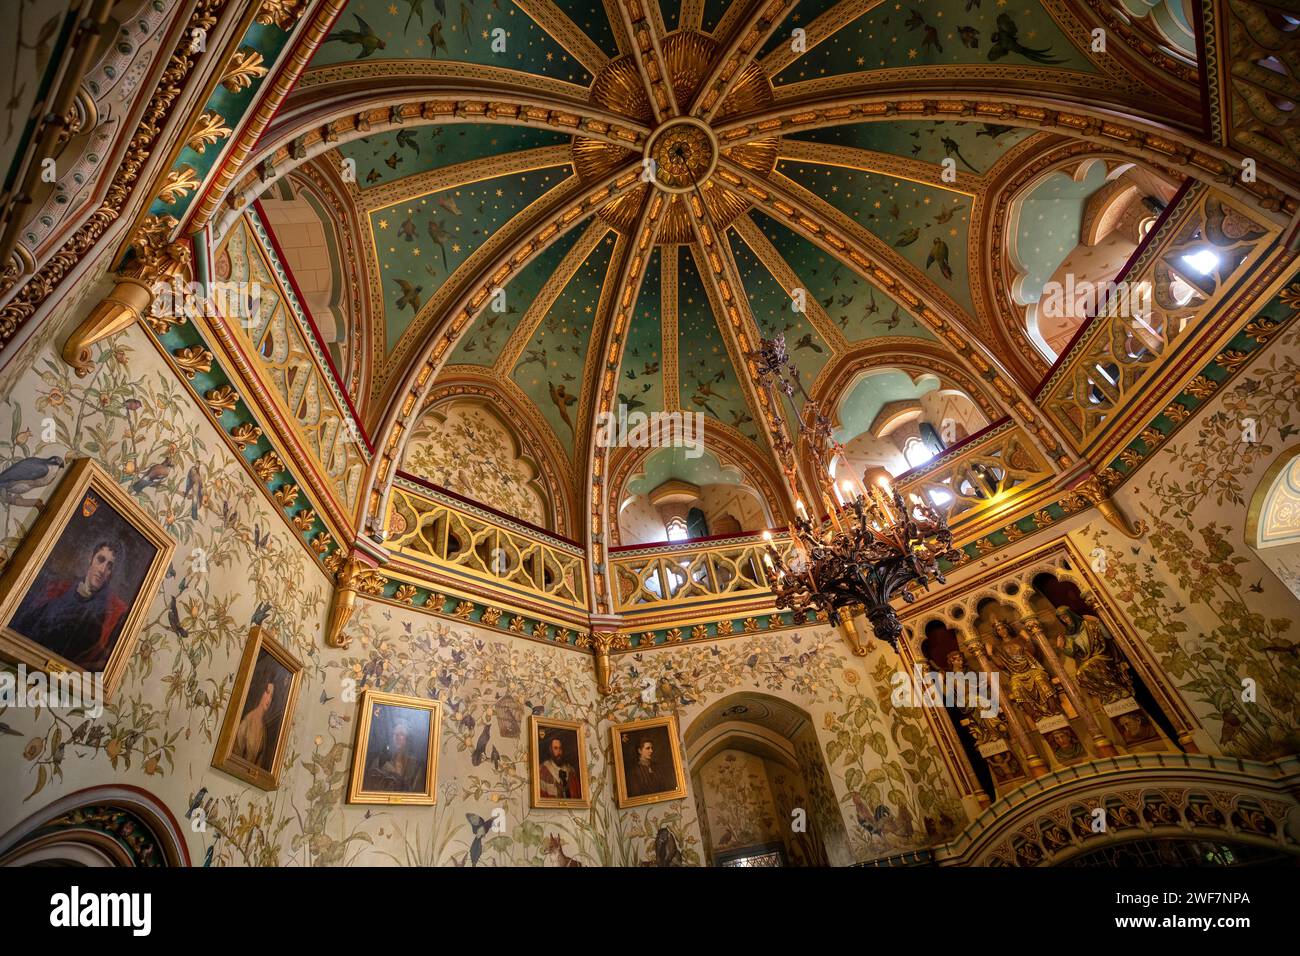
[607,418,790,547]
[401,375,574,536]
[256,163,371,407]
[980,140,1183,365]
[806,341,1001,499]
[684,692,850,866]
[0,785,189,867]
[1245,445,1300,601]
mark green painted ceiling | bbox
[266,0,1156,517]
[511,229,616,451]
[626,446,748,496]
[772,1,1096,86]
[315,0,592,84]
[368,164,572,352]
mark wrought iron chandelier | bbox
[748,334,961,649]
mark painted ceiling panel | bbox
[789,120,1037,175]
[773,1,1095,86]
[313,0,593,84]
[551,0,623,57]
[747,210,934,344]
[511,231,618,454]
[340,125,571,190]
[617,247,667,420]
[626,446,749,496]
[778,159,975,314]
[757,0,844,59]
[728,226,831,389]
[369,165,573,353]
[447,223,588,365]
[679,249,760,442]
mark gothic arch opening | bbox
[684,693,850,866]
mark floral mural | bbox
[0,322,328,866]
[402,402,549,528]
[1077,322,1300,760]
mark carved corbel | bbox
[325,552,384,649]
[589,613,623,696]
[836,605,868,657]
[63,215,191,376]
[592,633,614,696]
[1071,475,1147,540]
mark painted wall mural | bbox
[1077,320,1300,761]
[0,319,328,866]
[402,401,549,527]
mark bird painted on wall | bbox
[465,812,493,866]
[427,218,452,270]
[0,454,64,506]
[326,14,386,59]
[988,14,1067,64]
[957,25,979,48]
[395,128,419,154]
[183,464,202,520]
[399,0,425,32]
[130,456,173,494]
[926,237,954,279]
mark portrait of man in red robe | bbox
[10,540,129,671]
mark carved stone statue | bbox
[948,649,1009,745]
[986,619,1061,721]
[1054,606,1133,704]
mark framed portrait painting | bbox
[529,715,590,809]
[0,458,173,699]
[348,689,441,805]
[211,625,303,790]
[611,715,686,808]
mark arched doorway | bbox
[684,693,850,866]
[0,786,189,867]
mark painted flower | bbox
[22,737,43,760]
[39,387,66,410]
[143,754,160,775]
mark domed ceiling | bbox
[235,0,1207,536]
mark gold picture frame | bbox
[0,458,174,700]
[211,625,303,790]
[347,689,441,805]
[611,714,686,808]
[529,715,591,809]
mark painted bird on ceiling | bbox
[988,14,1068,64]
[400,0,425,32]
[548,382,578,432]
[894,227,920,247]
[326,14,386,59]
[0,455,64,506]
[926,237,954,280]
[395,128,419,153]
[394,279,423,313]
[427,218,452,269]
[941,136,979,173]
[427,21,449,56]
[958,25,980,48]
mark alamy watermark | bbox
[595,406,705,458]
[1038,276,1151,320]
[0,664,103,719]
[890,663,1000,718]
